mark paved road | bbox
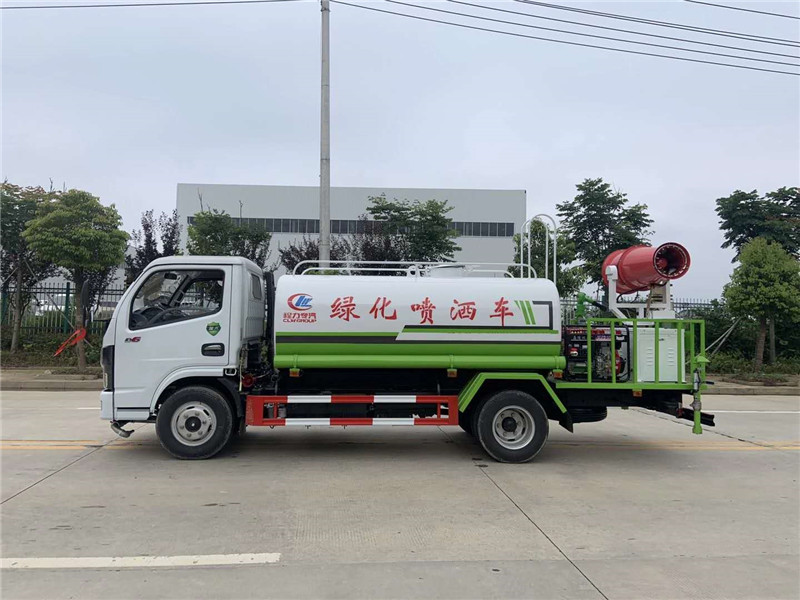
[1,392,798,599]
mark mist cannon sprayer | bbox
[602,242,692,319]
[589,241,710,435]
[602,243,691,295]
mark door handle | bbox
[202,343,225,357]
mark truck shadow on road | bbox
[102,428,702,470]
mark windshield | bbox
[129,269,224,330]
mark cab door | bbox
[113,266,232,414]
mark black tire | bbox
[156,386,234,460]
[230,416,247,440]
[458,409,474,436]
[475,390,549,463]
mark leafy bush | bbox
[707,351,749,374]
[691,299,800,363]
[0,326,101,367]
[690,300,757,358]
[726,373,789,385]
[708,350,800,375]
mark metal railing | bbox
[560,297,713,323]
[518,215,558,286]
[576,317,706,388]
[1,284,126,335]
[292,260,537,278]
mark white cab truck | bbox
[101,251,711,463]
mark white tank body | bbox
[272,275,563,370]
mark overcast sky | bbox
[3,0,799,297]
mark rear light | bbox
[101,345,114,391]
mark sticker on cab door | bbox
[206,322,221,336]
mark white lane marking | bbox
[710,410,800,414]
[77,407,98,410]
[1,553,281,570]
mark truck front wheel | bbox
[156,386,233,460]
[475,390,549,463]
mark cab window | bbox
[129,269,224,330]
[251,274,263,300]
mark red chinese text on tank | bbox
[411,297,436,325]
[330,296,360,321]
[490,297,514,327]
[450,300,477,321]
[369,297,397,320]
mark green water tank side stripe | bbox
[402,325,556,333]
[402,327,558,335]
[519,301,529,324]
[457,372,567,414]
[273,354,567,370]
[521,301,535,325]
[275,342,561,356]
[276,329,559,336]
[276,331,397,337]
[555,381,700,391]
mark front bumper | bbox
[100,391,113,420]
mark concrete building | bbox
[176,184,526,269]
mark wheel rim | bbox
[491,405,535,450]
[171,401,217,447]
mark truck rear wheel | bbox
[156,386,233,460]
[475,390,549,463]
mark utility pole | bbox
[319,0,331,267]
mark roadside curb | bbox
[704,386,799,396]
[1,381,103,391]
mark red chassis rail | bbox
[245,395,459,427]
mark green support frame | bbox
[556,317,707,391]
[556,317,708,434]
[458,372,568,414]
[455,318,708,435]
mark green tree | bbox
[125,209,181,283]
[716,187,799,260]
[688,299,758,359]
[556,178,653,287]
[0,182,58,352]
[723,238,800,369]
[509,220,586,296]
[187,209,272,269]
[278,235,352,273]
[367,195,460,262]
[23,190,128,370]
[348,215,411,275]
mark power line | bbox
[330,0,799,76]
[684,1,800,21]
[447,0,800,60]
[515,0,800,47]
[382,0,800,67]
[1,0,304,10]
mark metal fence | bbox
[560,297,713,322]
[2,282,715,336]
[0,284,127,336]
